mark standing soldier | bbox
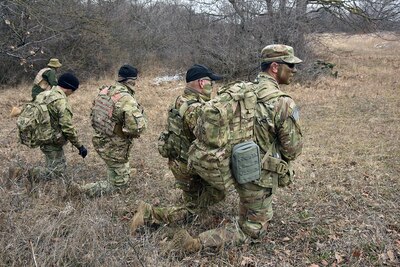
[73,65,147,197]
[32,58,62,100]
[30,72,88,180]
[164,45,304,253]
[130,64,222,232]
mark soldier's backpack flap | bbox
[195,101,230,148]
[231,141,261,184]
[16,101,53,148]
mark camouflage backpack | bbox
[188,81,258,191]
[188,81,291,191]
[91,86,130,136]
[158,98,198,161]
[16,91,54,148]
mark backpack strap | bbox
[257,88,290,102]
[260,140,289,175]
[257,89,291,175]
[178,99,198,117]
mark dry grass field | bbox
[0,33,399,266]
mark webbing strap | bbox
[261,154,288,175]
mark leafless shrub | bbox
[2,0,399,86]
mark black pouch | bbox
[231,141,261,184]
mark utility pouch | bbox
[231,141,261,184]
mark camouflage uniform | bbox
[165,45,303,251]
[82,82,147,196]
[141,88,226,224]
[195,73,303,247]
[31,87,82,179]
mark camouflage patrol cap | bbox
[260,44,302,64]
[47,58,62,68]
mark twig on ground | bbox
[29,240,39,267]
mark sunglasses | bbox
[278,62,296,69]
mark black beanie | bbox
[58,73,79,91]
[118,64,138,81]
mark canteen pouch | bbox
[231,141,261,184]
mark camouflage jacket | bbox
[174,87,206,145]
[40,86,81,148]
[93,82,147,140]
[253,73,303,162]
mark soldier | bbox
[32,58,62,100]
[164,45,304,253]
[30,72,88,180]
[130,64,222,232]
[72,65,147,197]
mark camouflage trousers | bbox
[139,159,225,225]
[80,160,130,197]
[197,182,273,248]
[86,134,134,196]
[170,159,226,208]
[142,161,274,248]
[30,144,66,180]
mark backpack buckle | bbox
[276,162,288,175]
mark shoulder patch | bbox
[291,106,300,121]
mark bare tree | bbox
[0,0,399,85]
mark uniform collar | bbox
[184,87,202,99]
[54,86,67,97]
[116,82,135,95]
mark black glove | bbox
[78,145,88,158]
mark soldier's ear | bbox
[198,79,204,88]
[271,62,280,73]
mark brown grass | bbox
[1,33,399,266]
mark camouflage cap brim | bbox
[282,55,302,64]
[261,55,303,64]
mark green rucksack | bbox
[188,81,258,191]
[17,93,54,148]
[188,81,291,191]
[158,98,198,161]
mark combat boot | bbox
[130,201,152,234]
[10,106,22,117]
[167,229,201,254]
